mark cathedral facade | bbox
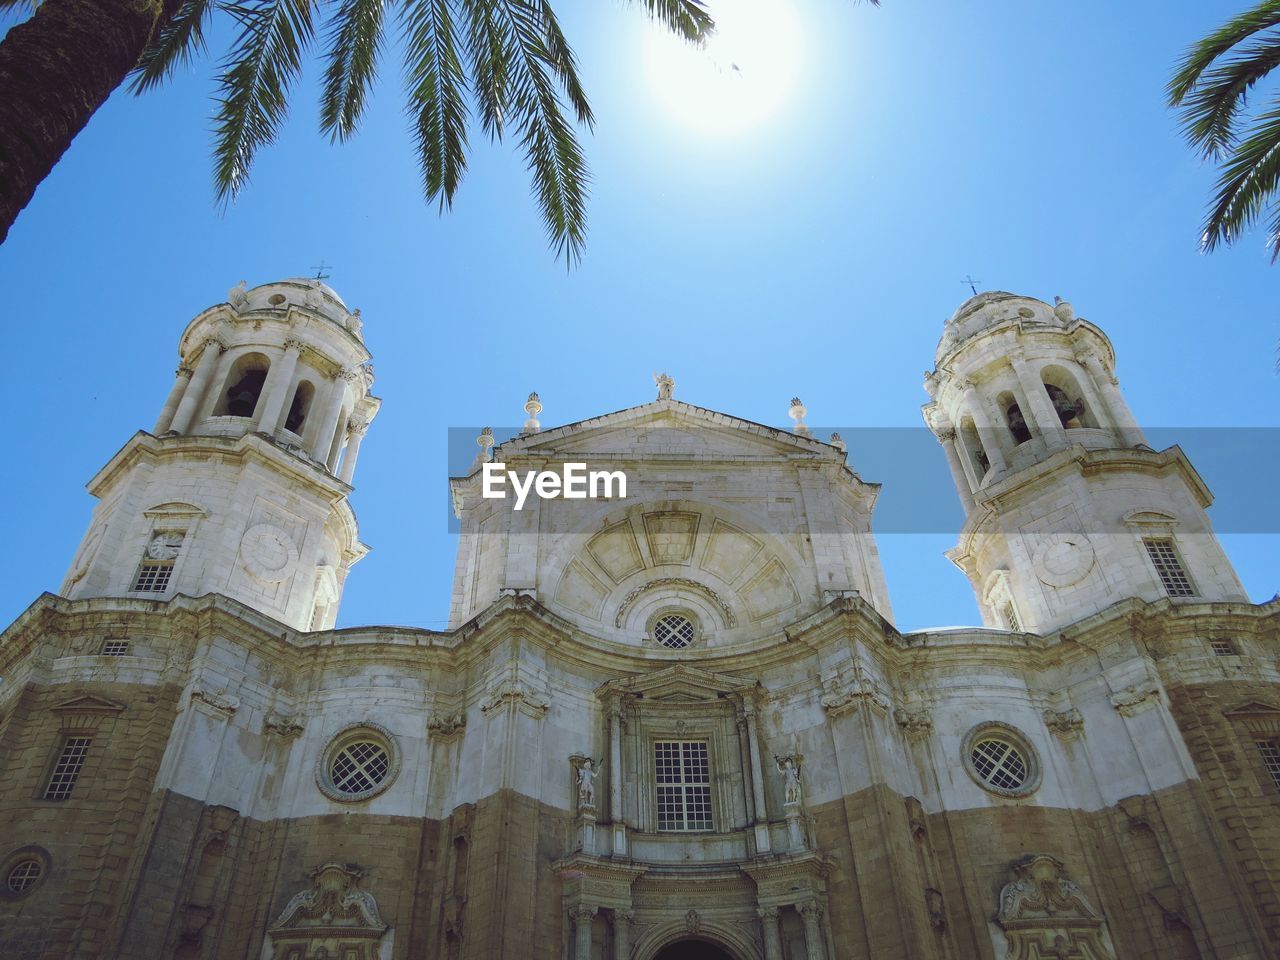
[0,279,1277,960]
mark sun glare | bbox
[642,0,804,137]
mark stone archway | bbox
[652,939,738,960]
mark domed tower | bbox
[60,278,379,630]
[923,291,1245,633]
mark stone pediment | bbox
[50,695,126,715]
[494,400,839,462]
[597,664,760,704]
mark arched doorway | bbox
[653,940,737,960]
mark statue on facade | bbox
[575,757,600,809]
[775,755,803,806]
[654,372,675,400]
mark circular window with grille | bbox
[316,723,400,802]
[650,612,697,649]
[0,848,49,900]
[962,722,1041,798]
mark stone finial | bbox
[474,427,494,469]
[1054,296,1074,323]
[228,280,249,309]
[789,397,810,436]
[523,392,542,434]
[829,432,846,453]
[654,372,675,400]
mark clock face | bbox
[1032,533,1095,587]
[146,532,184,560]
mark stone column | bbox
[962,381,1007,473]
[1078,348,1147,447]
[736,709,756,823]
[1010,358,1068,450]
[154,365,192,433]
[310,372,351,461]
[609,702,627,856]
[799,901,825,960]
[936,429,975,512]
[613,909,633,960]
[169,338,223,435]
[255,337,302,433]
[758,906,783,960]
[570,903,598,960]
[743,700,771,853]
[338,418,368,484]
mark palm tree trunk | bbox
[0,0,181,244]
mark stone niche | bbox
[267,863,389,960]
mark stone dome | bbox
[934,291,1068,365]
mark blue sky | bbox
[0,0,1275,632]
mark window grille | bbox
[1257,739,1280,789]
[969,738,1028,791]
[1002,603,1021,632]
[6,860,41,893]
[1143,538,1196,597]
[329,739,391,796]
[654,740,712,831]
[652,614,696,649]
[131,562,174,593]
[99,640,130,656]
[1209,639,1236,657]
[44,737,92,801]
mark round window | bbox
[962,722,1041,798]
[6,859,41,893]
[316,723,400,802]
[652,613,696,649]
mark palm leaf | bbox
[628,0,714,43]
[461,0,510,137]
[1176,34,1280,159]
[1202,97,1280,257]
[320,0,387,142]
[212,0,318,202]
[496,0,589,264]
[1169,0,1280,107]
[403,0,469,206]
[128,0,219,94]
[528,0,592,127]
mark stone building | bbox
[0,280,1277,960]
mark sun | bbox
[642,0,804,137]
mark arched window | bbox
[285,380,314,435]
[999,392,1032,445]
[960,417,990,480]
[215,352,271,418]
[1041,366,1099,429]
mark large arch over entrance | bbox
[652,939,737,960]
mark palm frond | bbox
[212,0,317,202]
[320,0,387,142]
[1176,34,1280,159]
[628,0,714,44]
[1201,97,1280,257]
[402,0,469,206]
[461,0,509,137]
[527,0,592,127]
[1169,0,1280,107]
[128,0,218,94]
[496,0,589,265]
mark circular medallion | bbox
[239,523,299,583]
[1031,533,1095,587]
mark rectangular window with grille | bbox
[1209,639,1236,657]
[1143,538,1196,597]
[99,640,130,656]
[1258,739,1280,789]
[654,740,712,831]
[131,561,174,593]
[44,736,92,801]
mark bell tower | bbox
[61,278,380,630]
[922,291,1245,633]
